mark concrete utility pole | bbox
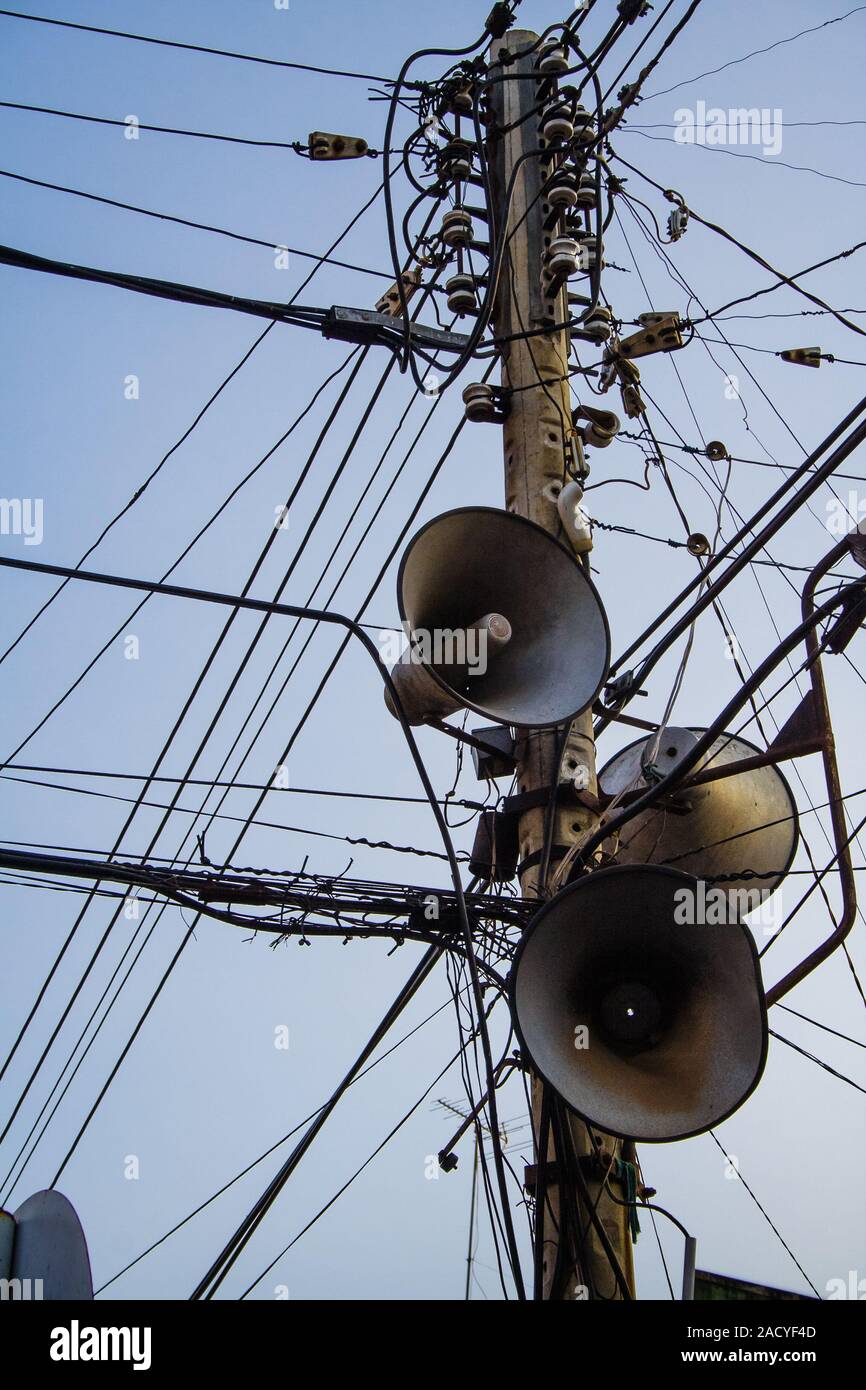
[486,29,636,1301]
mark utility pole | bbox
[486,28,636,1301]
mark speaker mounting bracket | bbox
[681,693,825,793]
[423,717,517,771]
[602,670,648,706]
[523,1156,631,1191]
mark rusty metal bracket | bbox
[308,131,369,161]
[681,695,825,792]
[375,269,422,318]
[523,1156,631,1190]
[424,717,517,768]
[765,541,860,1005]
[616,312,684,361]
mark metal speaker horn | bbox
[599,727,798,900]
[384,507,610,727]
[7,1190,93,1299]
[510,865,768,1142]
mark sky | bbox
[0,0,864,1302]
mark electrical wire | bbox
[0,8,407,84]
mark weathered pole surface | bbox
[486,28,635,1301]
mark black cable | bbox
[0,242,328,330]
[0,343,388,1173]
[769,1030,866,1095]
[600,0,678,100]
[0,348,357,676]
[0,171,391,670]
[94,983,477,1295]
[0,99,303,149]
[622,126,866,192]
[190,943,447,1298]
[606,400,866,686]
[1,223,443,1146]
[0,350,369,1112]
[776,1005,866,1050]
[641,4,866,103]
[707,1132,822,1298]
[612,193,866,953]
[0,771,467,863]
[1,763,485,810]
[2,338,468,1197]
[381,25,491,373]
[0,167,396,280]
[610,151,866,339]
[3,365,527,1297]
[0,173,397,1101]
[601,0,707,134]
[0,8,405,85]
[583,582,865,865]
[236,1029,489,1300]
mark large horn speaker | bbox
[384,507,610,727]
[598,727,798,899]
[510,865,768,1142]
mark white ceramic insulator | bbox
[557,480,593,554]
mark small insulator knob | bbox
[572,105,595,142]
[580,404,621,446]
[462,382,505,423]
[538,43,570,76]
[686,533,711,557]
[544,235,580,281]
[441,208,474,248]
[542,105,574,144]
[581,306,613,343]
[575,172,596,208]
[668,205,689,240]
[706,440,730,462]
[577,233,599,268]
[546,171,579,209]
[621,382,646,418]
[446,273,479,316]
[438,139,473,181]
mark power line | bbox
[0,347,381,1147]
[610,150,866,338]
[769,1030,866,1094]
[1,374,485,1198]
[0,771,470,864]
[776,1005,866,1050]
[0,268,459,1192]
[0,242,461,365]
[0,8,406,85]
[0,99,304,149]
[621,127,866,191]
[0,763,484,810]
[94,984,477,1295]
[0,242,329,329]
[237,1033,479,1301]
[0,168,397,280]
[0,177,396,1104]
[707,1133,822,1298]
[0,169,391,672]
[640,4,866,101]
[0,98,399,157]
